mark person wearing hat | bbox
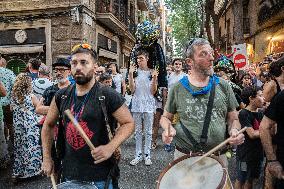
[32,64,53,100]
[36,57,71,115]
[35,57,71,182]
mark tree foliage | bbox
[165,0,203,56]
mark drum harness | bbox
[179,80,225,155]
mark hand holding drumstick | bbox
[64,110,115,164]
[189,127,247,169]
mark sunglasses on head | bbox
[71,43,92,53]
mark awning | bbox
[0,44,44,54]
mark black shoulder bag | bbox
[180,81,216,152]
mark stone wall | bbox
[0,0,80,13]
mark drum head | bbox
[158,155,226,189]
[57,181,98,189]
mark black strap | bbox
[180,121,201,151]
[98,86,114,139]
[200,80,216,144]
[97,85,118,189]
[274,79,281,94]
[179,81,216,151]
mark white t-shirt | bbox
[32,78,53,100]
[112,73,123,94]
[168,72,187,92]
[131,69,156,113]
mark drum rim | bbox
[57,180,98,188]
[156,153,227,189]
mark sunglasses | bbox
[185,38,197,51]
[71,43,92,53]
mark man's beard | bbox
[194,64,214,77]
[73,71,94,85]
[203,67,214,76]
[56,76,67,84]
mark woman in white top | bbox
[107,62,126,96]
[128,49,158,166]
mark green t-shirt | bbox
[0,106,2,122]
[166,77,239,152]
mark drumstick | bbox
[50,174,57,189]
[189,127,247,168]
[64,109,96,150]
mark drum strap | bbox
[98,85,120,189]
[180,81,216,151]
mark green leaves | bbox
[165,0,203,56]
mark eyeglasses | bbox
[174,63,182,66]
[71,43,92,53]
[54,68,70,73]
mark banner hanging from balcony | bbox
[128,20,167,88]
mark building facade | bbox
[217,0,284,63]
[0,0,166,74]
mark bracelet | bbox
[267,159,278,163]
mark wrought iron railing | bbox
[96,1,137,35]
[96,0,128,25]
[128,17,136,36]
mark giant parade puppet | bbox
[127,20,168,89]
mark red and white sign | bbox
[232,43,248,70]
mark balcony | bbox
[137,0,150,11]
[96,1,135,42]
[243,18,250,36]
[128,17,136,37]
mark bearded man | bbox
[41,44,134,189]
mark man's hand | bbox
[129,64,136,74]
[162,125,176,144]
[268,161,284,179]
[152,69,159,79]
[228,128,245,145]
[42,157,54,177]
[91,144,115,164]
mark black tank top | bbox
[274,79,281,94]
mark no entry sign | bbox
[234,54,247,69]
[232,43,248,70]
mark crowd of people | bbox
[0,38,283,189]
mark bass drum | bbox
[156,154,233,189]
[56,180,98,189]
